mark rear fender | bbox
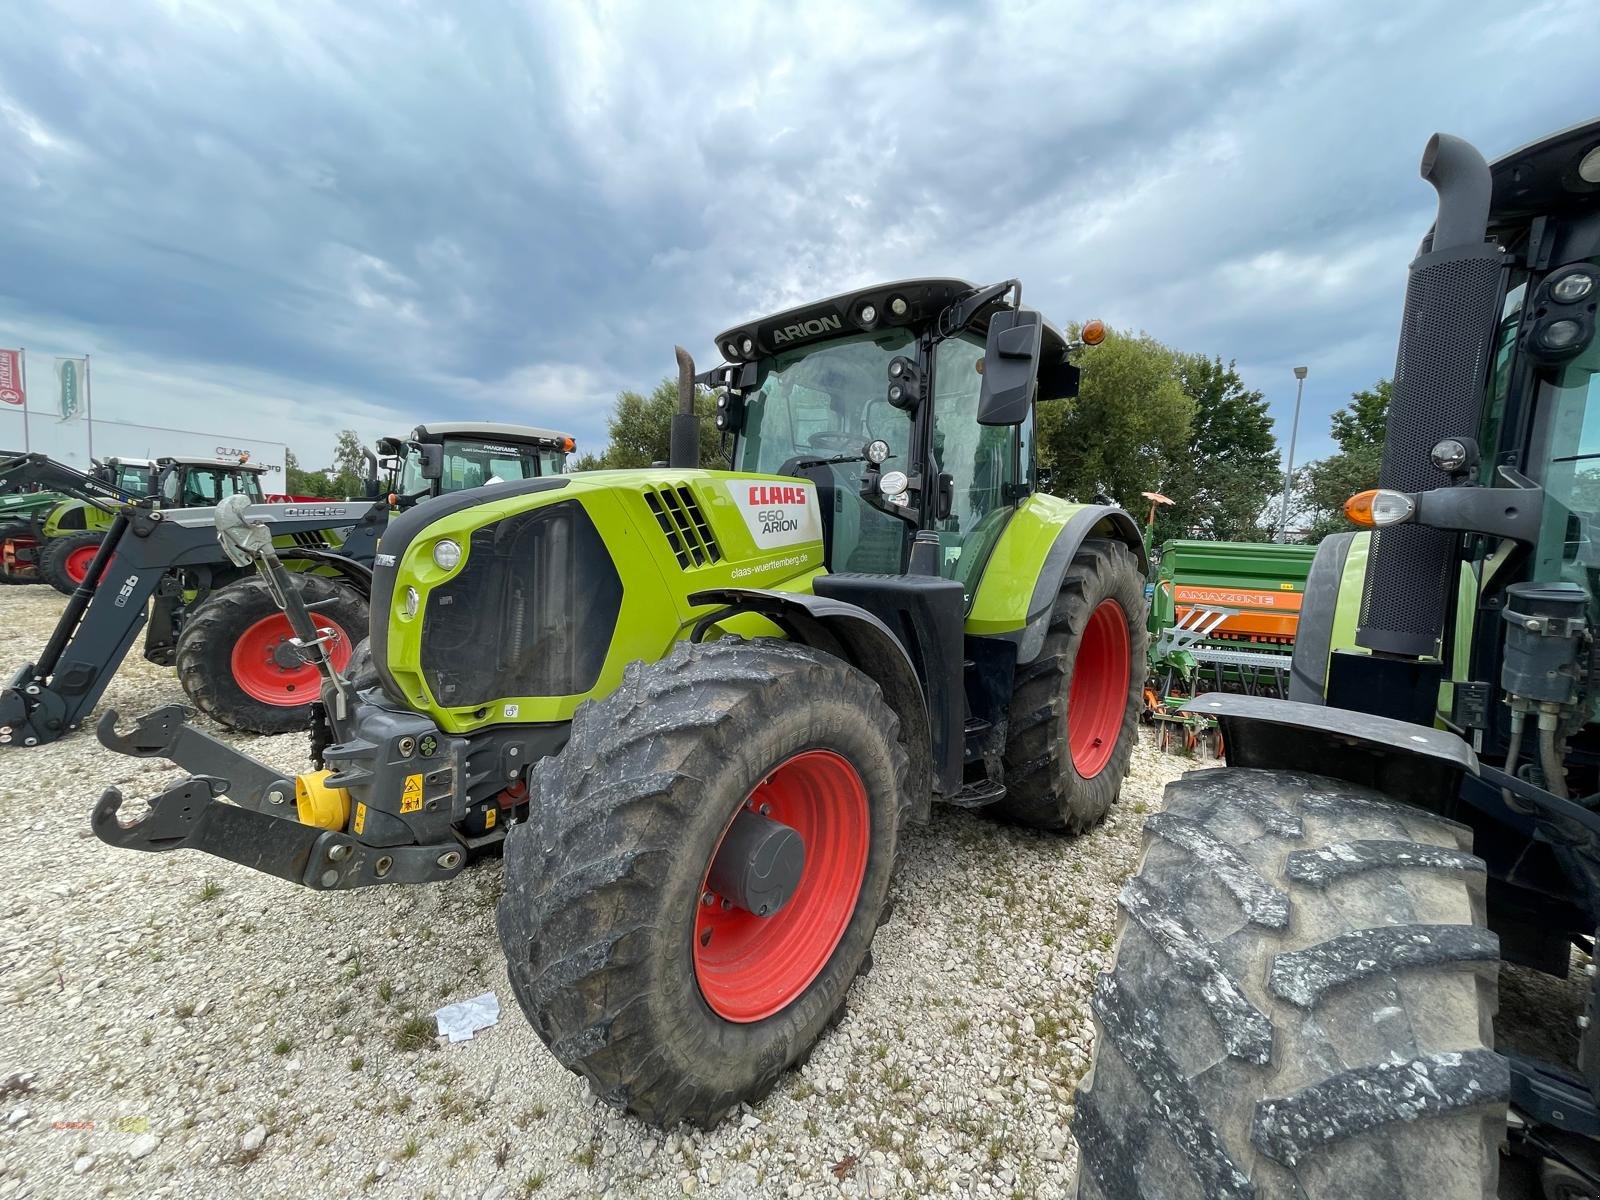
[968,496,1145,662]
[688,587,935,819]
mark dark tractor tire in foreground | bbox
[175,575,366,734]
[1074,767,1507,1200]
[41,530,105,595]
[498,638,911,1129]
[0,520,39,584]
[998,537,1146,832]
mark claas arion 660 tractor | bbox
[1074,121,1600,1199]
[89,278,1147,1127]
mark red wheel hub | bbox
[229,613,352,707]
[64,543,100,585]
[1068,599,1131,778]
[694,749,870,1023]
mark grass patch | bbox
[401,1137,420,1160]
[350,1056,365,1072]
[394,1014,435,1052]
[520,1172,546,1196]
[198,879,223,902]
[272,1038,293,1056]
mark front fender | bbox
[689,586,935,819]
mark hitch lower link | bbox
[89,705,467,891]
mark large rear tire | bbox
[997,537,1146,832]
[175,575,365,734]
[497,638,910,1129]
[1073,767,1507,1199]
[41,530,105,595]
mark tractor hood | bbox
[367,469,829,732]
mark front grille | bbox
[644,486,721,569]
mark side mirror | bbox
[976,308,1043,425]
[418,443,444,481]
[375,436,401,457]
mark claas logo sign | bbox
[746,485,809,505]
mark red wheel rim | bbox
[1068,599,1131,778]
[229,612,352,706]
[694,749,870,1023]
[64,543,99,585]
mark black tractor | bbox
[1075,120,1600,1198]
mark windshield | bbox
[112,464,154,495]
[736,331,915,474]
[400,437,559,496]
[161,466,264,507]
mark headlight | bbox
[1539,318,1585,350]
[1552,271,1595,303]
[432,539,462,571]
[866,439,891,465]
[1429,438,1471,473]
[402,586,420,619]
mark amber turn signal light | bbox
[1081,319,1106,346]
[1343,488,1415,528]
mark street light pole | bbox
[1275,366,1308,542]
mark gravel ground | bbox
[0,584,1193,1200]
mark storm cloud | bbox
[0,0,1594,467]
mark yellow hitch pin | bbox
[295,770,352,831]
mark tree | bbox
[1154,355,1281,543]
[327,429,369,497]
[1034,327,1193,511]
[1293,379,1391,543]
[284,448,337,498]
[581,378,726,470]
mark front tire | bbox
[1074,768,1507,1199]
[997,537,1146,832]
[175,575,365,733]
[497,638,910,1128]
[41,530,105,595]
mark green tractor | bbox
[0,454,158,585]
[1074,121,1600,1198]
[29,455,267,594]
[91,278,1147,1127]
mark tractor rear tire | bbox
[997,537,1145,832]
[41,530,105,595]
[0,520,38,584]
[498,638,910,1129]
[175,575,366,734]
[1073,767,1507,1199]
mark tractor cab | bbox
[153,456,267,509]
[95,457,158,497]
[378,421,575,506]
[704,278,1085,597]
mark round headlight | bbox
[1552,272,1596,303]
[1580,145,1600,185]
[740,336,755,355]
[402,586,420,619]
[866,439,891,465]
[432,539,462,571]
[888,383,904,404]
[724,341,739,360]
[888,359,904,378]
[859,303,877,325]
[1430,438,1470,472]
[1540,318,1585,350]
[879,470,909,497]
[889,296,908,317]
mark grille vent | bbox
[644,486,721,569]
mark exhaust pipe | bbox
[669,345,700,470]
[1354,132,1503,660]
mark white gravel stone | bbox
[0,584,1219,1200]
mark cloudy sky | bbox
[0,0,1595,472]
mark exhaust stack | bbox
[669,346,700,470]
[1354,133,1503,660]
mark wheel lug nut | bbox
[700,891,715,906]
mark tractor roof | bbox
[102,456,156,467]
[712,277,1072,365]
[1488,116,1600,231]
[157,455,268,473]
[410,421,575,448]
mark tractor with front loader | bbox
[0,422,575,746]
[1073,119,1600,1199]
[88,277,1148,1127]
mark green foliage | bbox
[1154,355,1281,543]
[1294,379,1390,543]
[285,431,369,498]
[576,378,726,471]
[284,448,338,498]
[1034,327,1193,509]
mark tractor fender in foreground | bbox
[688,587,934,818]
[969,498,1145,663]
[1183,692,1477,815]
